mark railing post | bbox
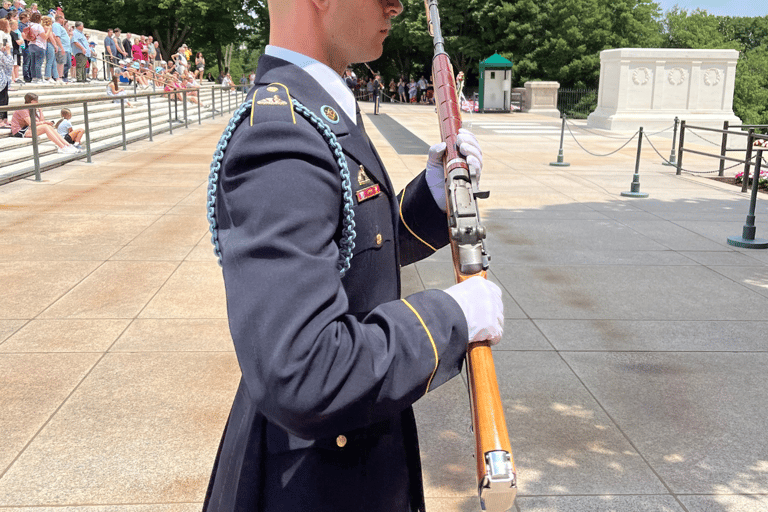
[719,120,729,176]
[622,127,649,198]
[676,120,686,176]
[183,90,188,129]
[728,142,768,249]
[663,116,679,167]
[211,87,216,119]
[549,113,570,167]
[198,93,202,125]
[742,128,755,193]
[168,92,173,134]
[174,92,179,121]
[220,87,224,112]
[82,101,92,163]
[228,86,232,112]
[29,107,41,181]
[120,98,127,150]
[147,94,153,142]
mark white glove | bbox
[444,276,503,345]
[425,128,484,212]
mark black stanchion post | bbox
[147,94,153,142]
[30,107,41,181]
[718,120,729,176]
[550,113,570,167]
[728,143,768,249]
[120,98,127,150]
[742,128,755,193]
[663,116,679,167]
[676,120,685,176]
[622,127,649,198]
[82,101,92,163]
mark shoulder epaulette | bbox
[250,83,296,126]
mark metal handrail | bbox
[0,85,245,184]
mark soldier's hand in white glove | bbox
[425,128,484,212]
[444,276,503,345]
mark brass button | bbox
[336,435,347,448]
[375,233,383,246]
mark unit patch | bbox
[321,105,340,124]
[356,184,381,203]
[257,95,288,106]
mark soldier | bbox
[203,0,503,511]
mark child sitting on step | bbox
[55,108,84,149]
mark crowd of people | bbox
[0,1,219,144]
[344,69,436,105]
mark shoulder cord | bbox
[207,100,356,276]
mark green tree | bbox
[509,0,662,88]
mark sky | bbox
[656,0,768,17]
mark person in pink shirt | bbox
[10,92,79,153]
[131,38,142,62]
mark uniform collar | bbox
[265,45,356,125]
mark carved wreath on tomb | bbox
[668,67,687,86]
[632,67,652,86]
[703,68,722,86]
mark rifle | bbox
[424,1,518,511]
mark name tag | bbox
[356,184,381,203]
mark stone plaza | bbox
[1,101,767,512]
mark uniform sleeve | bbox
[396,170,451,266]
[216,118,467,441]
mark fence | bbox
[0,85,246,183]
[557,89,597,119]
[675,121,768,191]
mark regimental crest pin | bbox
[358,165,373,186]
[321,105,340,124]
[257,95,288,106]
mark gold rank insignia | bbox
[356,184,381,203]
[358,165,373,186]
[321,105,340,124]
[257,95,288,106]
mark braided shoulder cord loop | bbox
[291,99,356,276]
[206,98,356,277]
[207,101,251,267]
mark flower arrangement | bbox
[735,168,768,188]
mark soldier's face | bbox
[327,0,402,66]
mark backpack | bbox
[22,25,35,42]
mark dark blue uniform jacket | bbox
[203,55,468,512]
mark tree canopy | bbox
[46,0,768,124]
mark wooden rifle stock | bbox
[424,2,517,511]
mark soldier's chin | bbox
[355,46,384,66]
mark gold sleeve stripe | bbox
[401,299,439,395]
[399,183,437,252]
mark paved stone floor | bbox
[1,102,767,512]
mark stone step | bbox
[0,101,217,166]
[0,111,217,184]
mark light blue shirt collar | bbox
[265,45,356,125]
